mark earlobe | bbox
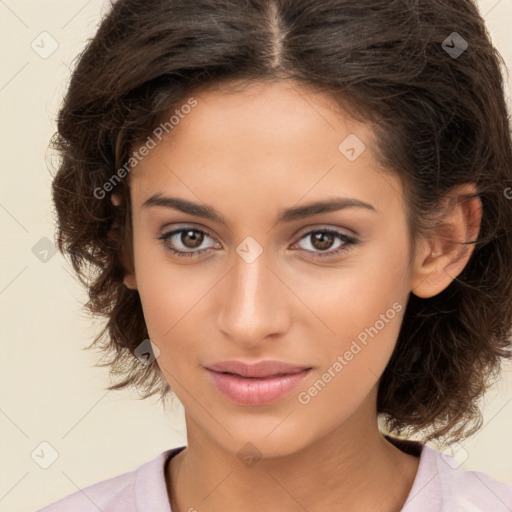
[110,192,137,290]
[410,184,482,299]
[120,246,138,290]
[123,273,138,290]
[111,193,121,206]
[411,252,462,299]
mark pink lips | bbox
[205,360,311,406]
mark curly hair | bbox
[51,0,512,446]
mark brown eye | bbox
[158,226,357,260]
[310,231,336,251]
[158,227,217,258]
[294,229,358,259]
[180,229,204,249]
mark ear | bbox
[111,192,122,206]
[121,249,138,290]
[110,192,138,290]
[410,183,482,299]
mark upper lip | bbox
[205,360,311,378]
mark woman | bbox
[38,0,512,510]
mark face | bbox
[124,79,416,458]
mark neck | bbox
[167,403,420,512]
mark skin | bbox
[117,79,482,512]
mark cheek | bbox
[131,235,182,346]
[296,292,406,431]
[132,255,219,379]
[136,269,202,345]
[295,234,410,387]
[297,239,409,343]
[131,226,205,328]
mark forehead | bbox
[162,78,367,151]
[127,79,404,218]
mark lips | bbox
[205,360,310,378]
[204,360,312,406]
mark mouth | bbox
[204,361,312,406]
[205,360,311,379]
[217,371,304,379]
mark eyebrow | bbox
[141,194,376,226]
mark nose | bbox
[216,247,291,349]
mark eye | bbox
[292,229,358,259]
[157,226,358,259]
[158,227,219,258]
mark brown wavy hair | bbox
[51,0,512,445]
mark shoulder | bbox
[34,447,185,512]
[35,469,136,512]
[433,446,512,511]
[402,444,512,512]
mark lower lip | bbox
[205,368,311,406]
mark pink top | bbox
[35,440,512,511]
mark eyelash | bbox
[157,227,358,259]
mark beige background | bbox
[1,1,511,511]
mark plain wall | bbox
[0,1,511,511]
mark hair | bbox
[51,0,512,446]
